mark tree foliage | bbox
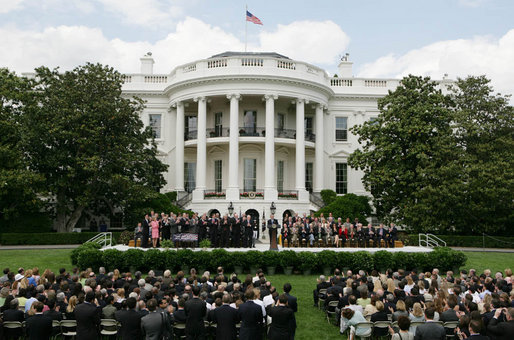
[316,193,372,224]
[20,63,168,232]
[0,68,45,227]
[349,75,513,234]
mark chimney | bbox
[140,52,154,74]
[338,53,353,78]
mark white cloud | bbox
[358,30,514,97]
[0,17,349,75]
[0,0,24,13]
[96,0,183,27]
[258,20,350,65]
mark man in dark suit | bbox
[231,213,241,248]
[26,301,53,340]
[487,307,514,340]
[142,214,150,248]
[267,294,295,340]
[3,298,25,339]
[212,294,239,340]
[74,291,100,340]
[387,223,398,248]
[238,289,263,340]
[266,214,279,245]
[115,297,143,339]
[173,298,187,323]
[468,319,492,340]
[141,298,172,340]
[283,283,297,339]
[313,275,331,307]
[414,307,446,340]
[184,286,207,339]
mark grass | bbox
[0,249,512,339]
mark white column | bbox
[314,104,324,192]
[226,94,241,200]
[193,97,207,200]
[264,94,278,201]
[295,99,309,201]
[175,102,184,192]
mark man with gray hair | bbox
[313,274,331,307]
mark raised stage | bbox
[103,242,432,253]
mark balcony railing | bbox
[275,129,315,142]
[204,190,226,199]
[239,189,264,199]
[238,126,265,137]
[185,130,197,141]
[206,128,229,138]
[278,190,299,200]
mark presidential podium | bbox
[269,225,279,250]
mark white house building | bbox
[122,51,426,221]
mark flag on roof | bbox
[246,10,263,25]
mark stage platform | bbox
[104,243,432,253]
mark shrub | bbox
[199,239,212,248]
[350,251,374,272]
[336,252,353,271]
[315,193,372,224]
[163,250,178,272]
[320,189,337,205]
[262,251,281,268]
[246,250,264,270]
[71,243,101,265]
[77,248,103,270]
[279,250,298,269]
[160,239,174,249]
[373,251,394,271]
[317,250,337,270]
[118,231,133,245]
[176,249,195,269]
[297,252,317,272]
[122,249,144,271]
[143,249,166,271]
[102,249,124,271]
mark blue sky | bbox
[1,0,513,95]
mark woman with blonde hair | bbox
[66,296,77,319]
[392,300,409,321]
[409,302,425,333]
[404,276,415,294]
[387,278,396,294]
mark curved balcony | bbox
[184,128,315,142]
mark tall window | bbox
[277,160,284,192]
[149,114,161,138]
[305,116,313,136]
[214,160,222,192]
[243,158,257,191]
[185,116,197,140]
[214,112,222,136]
[335,117,348,141]
[277,113,285,132]
[335,163,347,194]
[305,162,313,193]
[243,110,257,134]
[184,162,196,193]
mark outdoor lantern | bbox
[228,201,234,215]
[270,201,276,215]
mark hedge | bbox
[71,245,467,274]
[0,232,123,245]
[406,235,514,248]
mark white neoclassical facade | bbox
[123,52,432,220]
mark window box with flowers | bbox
[278,192,298,199]
[240,192,264,199]
[204,192,226,199]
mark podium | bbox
[270,226,278,250]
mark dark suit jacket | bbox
[115,308,142,340]
[285,293,297,331]
[467,335,491,340]
[3,309,25,338]
[26,314,53,340]
[184,297,206,335]
[43,309,63,321]
[440,309,459,323]
[74,302,100,340]
[173,309,187,323]
[487,318,514,340]
[238,301,263,340]
[268,305,294,340]
[414,321,446,340]
[212,304,239,340]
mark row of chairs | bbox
[2,319,118,339]
[282,238,403,248]
[343,320,459,340]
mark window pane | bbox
[214,112,222,136]
[244,159,256,191]
[277,114,285,131]
[244,111,256,133]
[277,161,284,192]
[149,114,161,138]
[305,162,313,192]
[335,163,347,194]
[305,117,313,134]
[214,160,222,192]
[335,117,348,141]
[184,162,196,193]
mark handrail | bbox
[309,192,325,208]
[418,233,446,248]
[176,192,192,208]
[85,232,112,248]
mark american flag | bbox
[246,10,263,25]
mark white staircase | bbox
[85,232,113,247]
[418,233,446,248]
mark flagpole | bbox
[245,4,248,52]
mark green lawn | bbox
[0,249,512,340]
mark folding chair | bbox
[409,321,425,334]
[326,301,339,324]
[173,323,186,339]
[373,320,391,340]
[444,321,459,339]
[353,321,373,340]
[100,319,118,337]
[50,320,61,340]
[3,321,24,340]
[60,319,78,339]
[318,289,327,309]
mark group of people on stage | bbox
[134,210,398,249]
[280,213,399,248]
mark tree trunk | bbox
[65,206,85,232]
[56,210,67,233]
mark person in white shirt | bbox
[252,288,266,321]
[263,287,277,308]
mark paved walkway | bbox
[0,244,80,250]
[450,247,514,253]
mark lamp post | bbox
[269,202,278,250]
[270,201,276,215]
[228,202,234,216]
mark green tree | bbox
[348,75,458,232]
[21,63,168,232]
[0,68,45,227]
[449,76,514,234]
[316,193,372,224]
